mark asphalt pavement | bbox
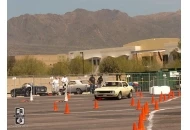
[7,92,181,130]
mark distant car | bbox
[94,81,135,100]
[10,83,48,97]
[59,80,90,95]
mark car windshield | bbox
[103,82,123,87]
[22,83,32,88]
[80,80,89,84]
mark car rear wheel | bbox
[117,92,122,100]
[76,88,82,94]
[127,91,133,98]
[11,91,16,97]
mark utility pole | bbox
[80,52,84,75]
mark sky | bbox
[7,0,181,20]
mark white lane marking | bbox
[13,108,135,116]
[147,97,180,130]
[7,118,116,128]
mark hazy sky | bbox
[7,0,181,20]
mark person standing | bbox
[89,75,96,94]
[97,75,103,88]
[61,75,69,95]
[49,76,59,95]
[61,75,69,88]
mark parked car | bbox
[94,81,135,100]
[10,83,48,97]
[59,80,90,95]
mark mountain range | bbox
[7,9,181,56]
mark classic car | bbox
[59,80,90,95]
[94,81,135,100]
[10,83,48,97]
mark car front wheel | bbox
[25,90,30,97]
[117,92,122,100]
[11,91,16,97]
[127,91,133,98]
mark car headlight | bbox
[111,91,115,94]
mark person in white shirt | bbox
[61,75,69,88]
[49,76,59,95]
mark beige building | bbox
[69,38,180,66]
[12,38,180,68]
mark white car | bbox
[94,81,135,100]
[59,80,90,94]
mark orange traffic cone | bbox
[167,92,170,100]
[151,95,155,104]
[130,97,135,106]
[136,99,141,110]
[141,107,146,121]
[139,91,143,97]
[146,102,150,114]
[163,94,167,101]
[53,102,58,111]
[154,100,159,110]
[159,92,163,102]
[133,122,137,130]
[64,102,70,114]
[94,100,99,109]
[144,103,148,116]
[138,114,145,130]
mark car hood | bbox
[10,88,21,91]
[95,87,120,91]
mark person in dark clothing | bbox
[97,75,103,88]
[89,75,96,94]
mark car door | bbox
[14,88,22,96]
[17,86,26,96]
[68,81,77,93]
[122,82,130,96]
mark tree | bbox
[148,59,162,71]
[115,56,128,73]
[128,59,145,72]
[7,56,16,76]
[165,59,181,68]
[99,56,120,73]
[178,40,181,49]
[69,56,92,74]
[11,56,48,76]
[51,61,70,75]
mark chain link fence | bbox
[7,70,181,93]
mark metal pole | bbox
[12,77,16,98]
[14,78,15,98]
[31,75,33,96]
[149,73,150,87]
[92,58,93,74]
[82,53,84,75]
[141,78,143,91]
